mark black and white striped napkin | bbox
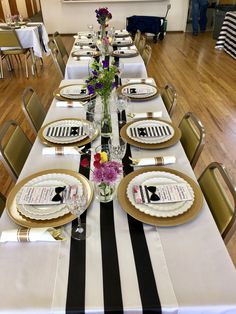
[130,125,171,137]
[46,126,84,137]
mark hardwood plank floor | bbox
[0,32,235,265]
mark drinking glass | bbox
[66,192,89,241]
[84,120,100,140]
[116,94,129,125]
[108,137,127,161]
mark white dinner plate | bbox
[60,84,89,100]
[121,83,157,99]
[127,171,194,217]
[43,119,87,144]
[16,173,83,220]
[126,119,174,144]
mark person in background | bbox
[192,0,209,36]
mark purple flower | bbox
[112,82,117,89]
[93,168,104,183]
[102,60,109,68]
[103,167,118,184]
[87,85,95,95]
[95,82,103,89]
[92,70,98,77]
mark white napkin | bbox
[42,147,82,155]
[128,111,162,119]
[115,49,137,55]
[0,227,66,242]
[130,156,176,166]
[56,101,84,108]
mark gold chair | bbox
[53,31,69,60]
[161,84,177,116]
[179,112,205,169]
[141,44,152,67]
[198,162,236,243]
[137,35,146,54]
[21,87,46,136]
[0,191,6,217]
[49,39,65,78]
[0,29,34,78]
[0,120,32,181]
[134,29,141,47]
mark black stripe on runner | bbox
[100,136,123,314]
[120,112,162,313]
[66,113,92,313]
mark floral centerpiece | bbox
[95,7,113,55]
[86,59,118,137]
[81,151,122,203]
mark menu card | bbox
[17,185,78,205]
[133,183,193,204]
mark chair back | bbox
[161,84,177,116]
[142,44,152,67]
[0,30,22,49]
[49,39,65,78]
[0,191,6,217]
[134,29,141,47]
[22,87,46,136]
[198,162,236,243]
[0,120,32,181]
[179,112,205,168]
[53,31,69,59]
[137,35,146,53]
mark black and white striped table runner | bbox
[65,70,162,314]
[215,11,236,59]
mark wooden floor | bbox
[0,32,235,265]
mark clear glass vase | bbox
[100,96,112,138]
[95,182,116,203]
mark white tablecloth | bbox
[0,79,235,314]
[0,22,50,58]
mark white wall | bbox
[41,0,189,34]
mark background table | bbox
[0,22,50,58]
[0,79,236,313]
[215,11,236,59]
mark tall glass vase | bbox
[101,96,112,138]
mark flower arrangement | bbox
[81,151,122,202]
[86,59,118,100]
[95,7,112,27]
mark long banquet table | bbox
[65,37,147,79]
[0,78,236,313]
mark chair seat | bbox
[2,48,29,55]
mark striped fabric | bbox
[215,11,236,59]
[130,125,171,137]
[46,126,84,137]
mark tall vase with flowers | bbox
[81,151,122,203]
[86,59,118,137]
[95,7,113,55]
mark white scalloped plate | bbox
[126,171,194,217]
[16,173,83,220]
[127,119,174,144]
[43,119,87,144]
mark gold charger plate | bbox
[120,118,181,149]
[116,83,159,101]
[53,84,96,101]
[117,166,203,226]
[38,118,99,147]
[6,169,93,228]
